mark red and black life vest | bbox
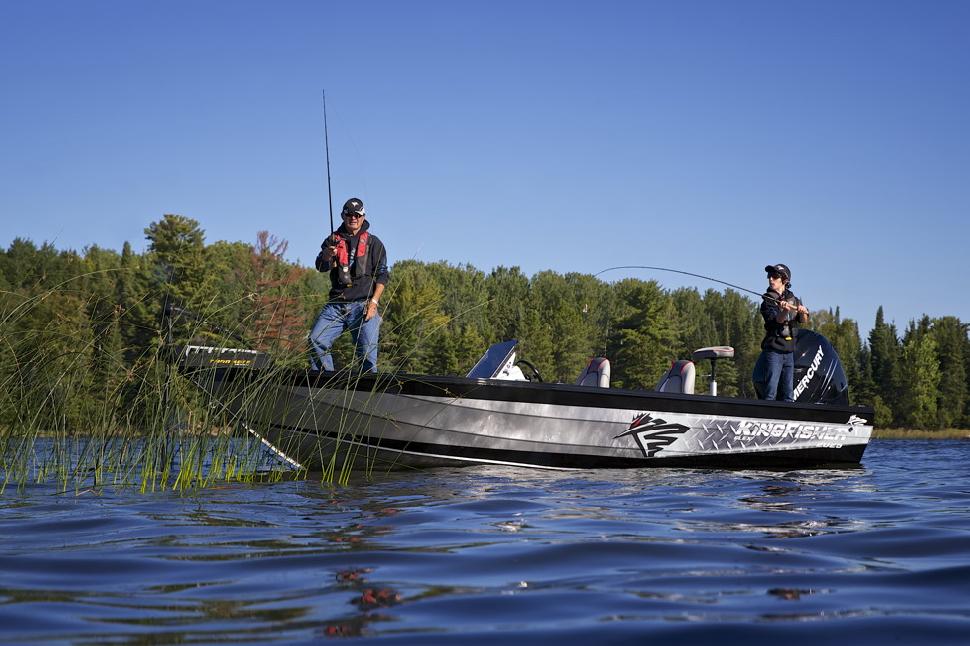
[334,230,369,277]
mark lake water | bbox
[1,439,968,644]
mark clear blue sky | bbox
[2,1,968,333]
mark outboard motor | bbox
[752,329,849,405]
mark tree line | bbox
[1,214,967,431]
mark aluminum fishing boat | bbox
[178,329,873,471]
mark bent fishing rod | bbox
[594,265,786,305]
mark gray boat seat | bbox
[655,359,695,394]
[692,346,734,362]
[576,357,610,388]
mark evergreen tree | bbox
[380,260,449,373]
[144,214,206,311]
[897,320,941,428]
[670,287,716,358]
[530,271,592,382]
[484,266,529,343]
[203,239,257,341]
[517,303,555,379]
[852,344,879,412]
[429,262,490,373]
[704,289,761,398]
[929,316,968,429]
[868,306,901,423]
[435,262,489,338]
[812,307,863,401]
[81,245,126,419]
[963,327,970,426]
[116,240,156,362]
[669,287,739,395]
[2,238,41,289]
[10,288,96,430]
[565,272,613,362]
[607,278,678,389]
[440,323,487,376]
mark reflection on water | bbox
[0,440,968,643]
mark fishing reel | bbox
[322,235,353,287]
[336,264,353,287]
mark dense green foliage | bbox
[2,214,969,434]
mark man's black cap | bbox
[342,198,365,216]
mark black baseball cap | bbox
[764,264,791,282]
[342,198,365,216]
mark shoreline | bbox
[872,428,970,439]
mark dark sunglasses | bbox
[343,212,364,219]
[768,273,783,280]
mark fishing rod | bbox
[594,265,784,304]
[322,89,335,235]
[589,265,797,360]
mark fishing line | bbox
[594,265,781,303]
[589,266,789,379]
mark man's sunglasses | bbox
[768,273,784,280]
[343,212,364,219]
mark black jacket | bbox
[760,288,806,353]
[315,220,389,302]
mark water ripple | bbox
[0,440,968,642]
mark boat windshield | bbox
[466,340,518,379]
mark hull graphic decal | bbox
[615,412,690,458]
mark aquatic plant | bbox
[0,258,489,492]
[0,269,322,492]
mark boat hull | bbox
[195,367,873,472]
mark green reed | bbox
[0,281,297,492]
[0,269,483,493]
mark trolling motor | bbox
[692,346,735,396]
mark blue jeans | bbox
[308,301,381,372]
[763,349,794,402]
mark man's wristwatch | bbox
[369,299,379,306]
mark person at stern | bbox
[309,197,389,372]
[757,263,809,402]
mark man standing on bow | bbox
[758,263,809,402]
[309,197,389,372]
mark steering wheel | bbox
[516,359,543,383]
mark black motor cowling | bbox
[752,329,849,405]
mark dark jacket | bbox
[315,220,389,302]
[760,288,807,353]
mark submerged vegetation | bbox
[1,214,968,490]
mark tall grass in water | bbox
[0,281,312,493]
[0,274,474,492]
[183,279,492,487]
